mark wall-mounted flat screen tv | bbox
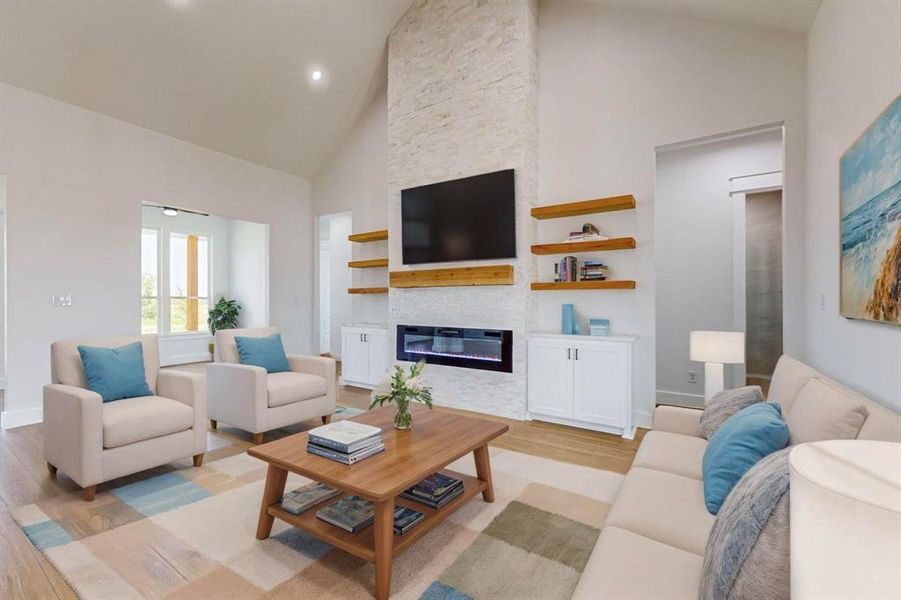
[401,169,516,265]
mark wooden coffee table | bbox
[248,405,508,599]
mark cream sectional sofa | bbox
[573,355,901,599]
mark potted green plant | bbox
[207,296,241,356]
[370,360,433,429]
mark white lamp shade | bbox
[690,331,745,364]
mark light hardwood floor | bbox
[0,383,646,599]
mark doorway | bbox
[317,212,352,358]
[744,190,783,393]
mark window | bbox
[141,229,159,334]
[140,230,210,334]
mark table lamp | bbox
[690,331,745,402]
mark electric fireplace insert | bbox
[396,325,513,373]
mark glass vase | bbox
[394,397,413,429]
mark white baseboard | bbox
[634,408,653,430]
[160,352,213,367]
[656,389,705,408]
[1,407,43,429]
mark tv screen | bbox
[401,169,516,265]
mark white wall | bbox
[325,213,353,358]
[312,90,390,331]
[804,1,901,411]
[0,84,313,427]
[229,218,270,329]
[538,1,806,426]
[655,129,783,406]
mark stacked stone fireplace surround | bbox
[386,0,539,419]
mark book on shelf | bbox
[555,256,578,282]
[279,482,342,515]
[400,472,465,509]
[316,495,375,533]
[307,441,385,465]
[393,506,425,535]
[306,421,383,454]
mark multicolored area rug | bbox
[14,446,623,599]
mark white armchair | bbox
[207,327,336,444]
[43,334,207,501]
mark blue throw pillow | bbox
[235,333,291,373]
[77,342,153,403]
[702,402,790,515]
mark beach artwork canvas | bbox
[840,95,901,325]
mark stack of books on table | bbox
[315,496,426,535]
[307,421,384,465]
[279,482,341,515]
[400,472,464,509]
[580,260,610,281]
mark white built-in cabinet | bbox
[527,333,636,438]
[340,325,389,389]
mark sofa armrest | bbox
[653,405,704,438]
[158,370,207,454]
[287,354,337,411]
[206,362,267,432]
[43,384,104,487]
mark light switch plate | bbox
[52,294,72,307]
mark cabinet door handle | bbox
[574,348,579,360]
[567,348,572,360]
[363,333,368,342]
[360,333,363,342]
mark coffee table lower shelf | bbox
[266,469,487,563]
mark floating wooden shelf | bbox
[266,470,485,563]
[531,195,636,220]
[348,287,389,295]
[390,265,513,288]
[531,280,636,291]
[531,237,636,255]
[348,229,388,243]
[348,258,389,269]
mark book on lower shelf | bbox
[393,506,425,535]
[400,472,465,509]
[279,482,342,515]
[315,497,426,535]
[316,496,375,533]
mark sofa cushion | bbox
[605,467,715,555]
[632,431,707,480]
[701,385,764,439]
[702,403,789,515]
[236,333,291,373]
[701,447,791,600]
[102,396,194,449]
[785,378,868,444]
[573,526,703,599]
[267,372,328,408]
[77,342,153,402]
[767,355,820,413]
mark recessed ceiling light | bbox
[167,0,192,7]
[162,207,179,217]
[311,70,323,82]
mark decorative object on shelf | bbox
[589,318,610,336]
[562,304,576,335]
[555,256,578,282]
[563,223,608,243]
[840,95,901,326]
[690,331,746,403]
[370,359,433,429]
[207,296,241,354]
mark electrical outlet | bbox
[688,371,698,384]
[51,294,72,307]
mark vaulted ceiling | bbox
[0,0,412,179]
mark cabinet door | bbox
[572,342,629,428]
[365,331,389,385]
[527,338,573,419]
[341,330,368,384]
